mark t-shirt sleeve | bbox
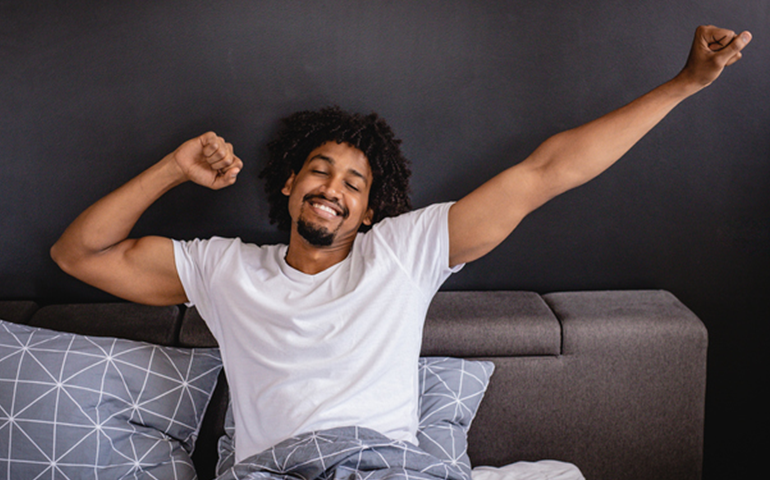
[370,202,463,298]
[173,239,201,304]
[173,236,237,338]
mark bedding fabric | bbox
[472,461,585,480]
[0,319,222,480]
[216,357,494,479]
[215,426,467,480]
[416,357,495,478]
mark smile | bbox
[303,194,349,219]
[312,202,340,216]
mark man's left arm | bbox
[448,25,752,267]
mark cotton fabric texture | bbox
[216,357,495,479]
[173,202,462,462]
[215,426,466,480]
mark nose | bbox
[318,175,344,199]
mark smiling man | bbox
[283,140,377,271]
[51,25,750,468]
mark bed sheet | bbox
[472,461,585,480]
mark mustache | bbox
[302,193,349,218]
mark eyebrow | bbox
[309,154,370,185]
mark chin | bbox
[297,218,336,247]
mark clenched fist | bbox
[679,25,752,90]
[171,132,243,190]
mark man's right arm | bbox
[50,132,242,306]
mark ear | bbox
[281,173,296,196]
[362,207,374,226]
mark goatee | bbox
[297,218,336,247]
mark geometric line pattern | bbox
[215,426,467,480]
[417,357,495,480]
[0,320,222,480]
[216,357,494,480]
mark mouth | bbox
[303,194,348,219]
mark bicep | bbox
[448,159,557,267]
[65,236,188,306]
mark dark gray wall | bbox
[1,1,768,478]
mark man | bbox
[51,25,751,465]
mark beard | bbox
[296,218,337,247]
[295,194,349,247]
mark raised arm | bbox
[50,132,242,305]
[448,25,752,267]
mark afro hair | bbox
[259,106,412,232]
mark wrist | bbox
[154,153,190,189]
[131,155,189,204]
[667,71,708,98]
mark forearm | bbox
[530,75,699,197]
[49,131,240,304]
[448,25,750,267]
[51,155,185,265]
[523,25,751,202]
[449,77,698,266]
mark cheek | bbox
[285,190,305,220]
[354,197,373,224]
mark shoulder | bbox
[174,237,283,265]
[353,202,459,291]
[374,202,454,228]
[355,202,455,261]
[369,202,454,239]
[175,236,242,255]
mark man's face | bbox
[282,141,374,248]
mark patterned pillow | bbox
[0,319,223,480]
[417,357,495,479]
[215,357,494,479]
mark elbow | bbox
[50,240,69,272]
[50,239,80,276]
[527,147,590,200]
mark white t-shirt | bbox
[173,202,461,462]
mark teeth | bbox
[313,203,338,216]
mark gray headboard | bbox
[1,2,767,478]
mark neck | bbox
[284,228,356,275]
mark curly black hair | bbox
[259,106,412,232]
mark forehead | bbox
[304,141,372,181]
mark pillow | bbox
[416,357,495,479]
[0,319,222,480]
[215,357,494,479]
